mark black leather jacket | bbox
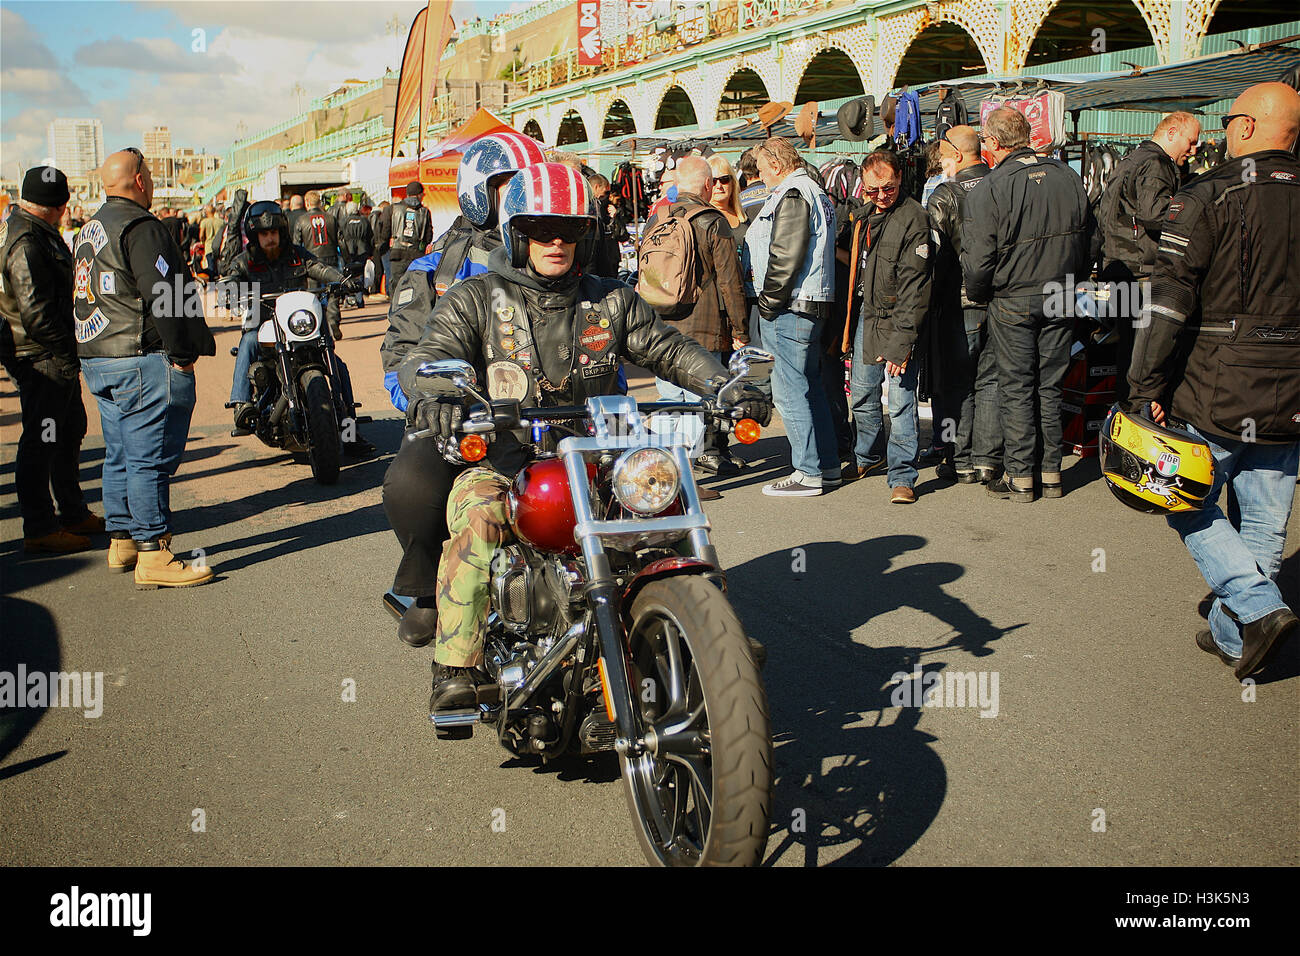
[1097,140,1180,276]
[398,247,728,413]
[926,162,989,309]
[225,243,344,293]
[1130,149,1300,443]
[758,191,827,319]
[961,147,1095,302]
[0,207,76,369]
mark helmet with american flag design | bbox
[499,162,598,270]
[456,131,547,228]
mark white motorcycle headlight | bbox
[611,447,681,516]
[287,309,317,336]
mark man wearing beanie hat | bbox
[375,180,432,288]
[0,165,103,552]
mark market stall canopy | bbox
[612,36,1299,150]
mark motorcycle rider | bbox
[380,131,547,416]
[393,162,771,715]
[223,200,374,456]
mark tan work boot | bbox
[107,533,172,572]
[24,529,92,554]
[134,541,212,590]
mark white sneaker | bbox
[762,472,824,497]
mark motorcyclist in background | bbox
[380,131,547,415]
[223,200,375,457]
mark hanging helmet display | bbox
[1100,404,1217,514]
[457,132,547,228]
[499,162,598,270]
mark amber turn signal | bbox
[734,418,762,444]
[597,657,616,723]
[460,434,488,462]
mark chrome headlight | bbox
[611,447,680,516]
[287,309,317,336]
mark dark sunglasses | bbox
[514,217,590,244]
[1220,113,1255,129]
[863,183,898,197]
[714,175,733,185]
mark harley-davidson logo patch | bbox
[580,324,611,352]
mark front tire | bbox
[300,368,341,485]
[619,576,772,866]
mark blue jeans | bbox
[1167,426,1299,658]
[230,330,259,403]
[850,320,919,488]
[81,353,196,542]
[382,252,392,292]
[766,310,838,480]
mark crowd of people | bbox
[2,81,1297,694]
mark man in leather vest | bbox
[377,182,433,289]
[386,165,768,706]
[75,148,216,588]
[380,133,545,417]
[1098,111,1201,401]
[840,150,933,504]
[926,125,998,485]
[745,137,839,497]
[1128,82,1300,679]
[291,190,343,337]
[0,165,102,552]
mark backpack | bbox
[635,204,715,313]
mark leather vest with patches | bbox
[73,198,154,357]
[477,274,621,408]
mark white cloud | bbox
[75,35,241,74]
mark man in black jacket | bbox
[1129,81,1300,680]
[1098,111,1201,400]
[961,107,1094,502]
[292,191,343,335]
[75,148,216,587]
[840,150,933,503]
[337,200,373,309]
[377,182,433,288]
[927,125,997,484]
[0,166,101,552]
[224,201,372,456]
[393,162,767,713]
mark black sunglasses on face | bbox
[714,175,733,185]
[515,216,590,244]
[1220,113,1255,129]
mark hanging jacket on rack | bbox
[894,89,922,147]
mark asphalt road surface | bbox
[1,297,1296,867]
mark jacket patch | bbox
[396,287,414,305]
[581,361,616,379]
[579,324,611,352]
[77,220,108,255]
[1271,171,1296,181]
[486,361,531,401]
[1166,201,1183,221]
[74,260,95,302]
[914,243,929,259]
[75,308,109,343]
[155,254,169,278]
[98,273,116,295]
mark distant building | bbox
[47,118,105,178]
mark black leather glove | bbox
[731,384,773,426]
[342,274,363,294]
[412,397,464,440]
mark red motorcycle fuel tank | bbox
[509,459,599,555]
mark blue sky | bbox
[1,0,534,179]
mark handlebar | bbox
[406,399,714,443]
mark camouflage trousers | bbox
[434,467,513,667]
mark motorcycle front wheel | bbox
[299,368,341,485]
[620,576,772,866]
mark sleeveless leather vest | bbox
[73,197,154,356]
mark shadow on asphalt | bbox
[728,535,1021,866]
[0,554,84,776]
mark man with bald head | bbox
[74,147,216,588]
[926,125,998,484]
[1128,82,1300,679]
[642,154,749,478]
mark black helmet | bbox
[243,199,290,256]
